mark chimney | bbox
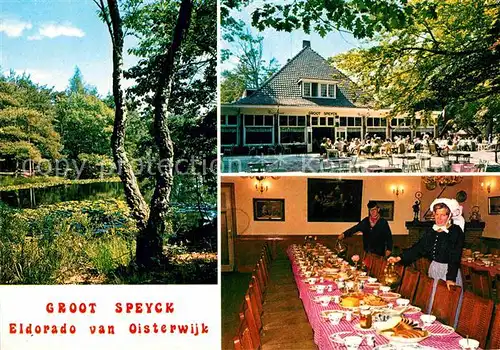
[303,40,311,48]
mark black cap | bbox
[367,201,378,209]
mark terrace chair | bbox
[470,268,494,300]
[413,274,434,313]
[431,280,462,326]
[398,267,420,301]
[456,291,494,349]
[408,161,421,173]
[487,302,500,350]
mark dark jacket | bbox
[343,217,393,257]
[400,224,464,282]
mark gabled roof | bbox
[232,45,367,107]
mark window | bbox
[367,118,373,127]
[327,117,335,126]
[374,118,380,127]
[340,117,347,127]
[220,115,226,125]
[227,115,237,125]
[381,118,387,127]
[301,80,337,99]
[221,128,237,145]
[311,117,318,126]
[280,128,305,144]
[254,115,264,126]
[264,115,273,126]
[311,83,318,97]
[297,116,306,126]
[289,116,297,126]
[319,117,326,126]
[303,82,311,97]
[328,84,336,98]
[321,84,328,97]
[244,115,253,125]
[279,115,288,126]
[355,117,361,126]
[391,118,397,127]
[245,127,273,144]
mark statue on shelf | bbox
[469,206,481,222]
[412,200,421,221]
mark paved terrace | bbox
[221,150,500,173]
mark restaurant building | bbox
[221,41,438,154]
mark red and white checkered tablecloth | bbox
[287,246,470,350]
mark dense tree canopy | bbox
[55,93,114,159]
[227,0,500,135]
[0,74,61,164]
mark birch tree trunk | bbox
[98,0,193,267]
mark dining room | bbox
[222,174,500,349]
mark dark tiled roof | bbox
[232,46,367,107]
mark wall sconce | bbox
[481,181,492,194]
[392,185,404,197]
[255,176,268,194]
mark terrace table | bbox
[447,152,471,164]
[365,166,403,173]
[288,246,470,350]
[247,161,273,172]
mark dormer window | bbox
[300,79,337,99]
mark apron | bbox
[427,261,463,327]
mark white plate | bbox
[321,310,346,318]
[313,295,333,303]
[378,330,430,344]
[386,305,421,315]
[426,324,454,336]
[374,344,434,350]
[328,331,358,344]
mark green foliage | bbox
[0,177,121,192]
[221,27,280,103]
[77,153,116,179]
[0,78,62,162]
[55,93,114,159]
[332,0,500,134]
[123,0,216,116]
[67,66,99,96]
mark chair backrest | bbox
[413,274,434,312]
[431,280,462,326]
[233,317,255,350]
[248,284,262,331]
[239,293,261,349]
[399,267,420,301]
[470,268,493,299]
[456,291,494,349]
[487,303,500,350]
[414,257,431,275]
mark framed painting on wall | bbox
[488,196,500,215]
[375,201,395,221]
[253,199,285,221]
[307,178,363,222]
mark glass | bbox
[359,310,372,329]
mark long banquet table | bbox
[287,245,472,349]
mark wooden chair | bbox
[413,274,434,313]
[239,293,261,349]
[431,280,462,326]
[362,252,375,275]
[398,267,420,301]
[414,257,431,275]
[470,268,493,300]
[371,255,385,281]
[233,317,255,350]
[487,302,500,350]
[250,277,263,317]
[460,263,472,292]
[456,291,494,349]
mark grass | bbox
[221,272,252,350]
[0,199,217,285]
[0,176,121,191]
